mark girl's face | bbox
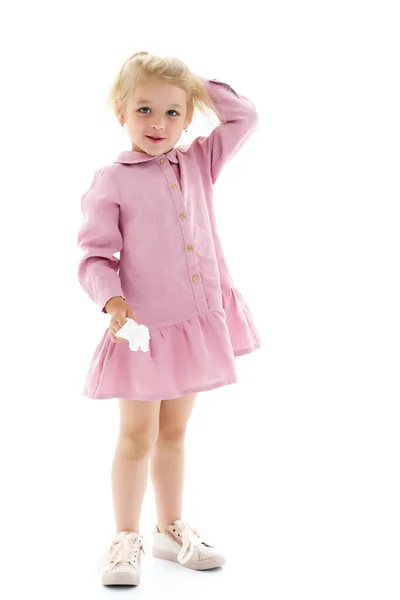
[119,79,191,155]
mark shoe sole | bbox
[102,569,140,586]
[152,546,226,570]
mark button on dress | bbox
[77,78,262,401]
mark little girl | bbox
[77,51,262,586]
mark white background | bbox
[0,1,399,598]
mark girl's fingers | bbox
[110,329,122,342]
[113,325,123,338]
[110,313,129,342]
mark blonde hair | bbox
[106,51,224,126]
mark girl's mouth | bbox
[146,136,164,144]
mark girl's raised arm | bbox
[189,77,259,184]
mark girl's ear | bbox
[183,103,194,130]
[184,114,193,130]
[115,97,125,123]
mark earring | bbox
[184,129,188,133]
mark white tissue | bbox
[116,318,151,352]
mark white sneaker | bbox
[152,519,226,570]
[98,530,145,586]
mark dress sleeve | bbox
[77,168,126,313]
[189,78,259,184]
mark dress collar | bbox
[114,146,179,165]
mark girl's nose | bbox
[151,118,166,130]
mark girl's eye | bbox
[138,107,179,116]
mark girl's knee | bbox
[157,426,187,447]
[118,428,159,459]
[117,397,161,458]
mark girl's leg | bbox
[149,393,197,532]
[111,397,161,534]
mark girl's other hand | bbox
[105,297,137,343]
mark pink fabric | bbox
[77,78,262,401]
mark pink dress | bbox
[77,78,261,401]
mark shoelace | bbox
[98,532,146,572]
[177,524,203,565]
